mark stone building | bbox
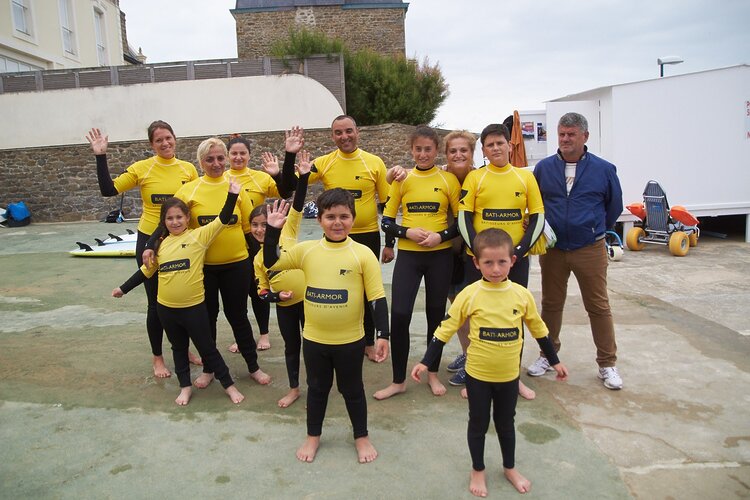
[232,0,409,59]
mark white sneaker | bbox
[527,356,554,377]
[598,366,623,390]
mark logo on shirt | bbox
[355,175,362,180]
[181,243,189,248]
[306,286,348,304]
[197,214,238,226]
[482,208,522,221]
[513,308,520,316]
[159,259,190,273]
[339,269,353,276]
[406,202,440,213]
[478,327,519,342]
[347,189,363,199]
[267,270,282,280]
[151,194,173,204]
[515,192,522,198]
[433,187,441,192]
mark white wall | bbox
[0,74,344,149]
[611,66,750,215]
[546,66,750,218]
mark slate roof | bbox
[234,0,407,10]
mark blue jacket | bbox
[534,148,623,251]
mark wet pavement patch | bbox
[518,422,561,444]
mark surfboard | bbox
[69,229,137,257]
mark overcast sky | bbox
[120,0,750,133]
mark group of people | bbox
[92,110,623,497]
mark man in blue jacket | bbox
[528,112,624,390]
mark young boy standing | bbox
[264,187,390,464]
[411,228,568,497]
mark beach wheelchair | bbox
[625,180,699,257]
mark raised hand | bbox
[227,175,240,194]
[261,152,280,177]
[295,150,312,176]
[266,199,290,229]
[86,128,109,155]
[285,126,305,154]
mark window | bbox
[93,8,107,65]
[59,0,76,55]
[12,0,33,36]
[0,55,41,74]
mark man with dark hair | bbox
[529,112,624,390]
[282,115,395,361]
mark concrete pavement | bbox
[0,221,748,499]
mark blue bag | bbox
[6,201,31,227]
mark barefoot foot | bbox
[504,467,531,493]
[519,380,536,400]
[256,334,271,351]
[469,469,488,497]
[460,387,468,399]
[188,350,203,366]
[194,372,214,388]
[228,343,239,353]
[249,369,272,385]
[428,372,447,396]
[153,356,171,378]
[296,436,320,462]
[278,387,301,408]
[364,345,378,362]
[175,387,192,406]
[355,436,378,463]
[225,384,245,404]
[373,383,406,401]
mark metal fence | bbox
[0,54,346,111]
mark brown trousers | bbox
[538,239,617,367]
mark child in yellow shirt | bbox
[411,228,568,497]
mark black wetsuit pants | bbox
[248,240,270,334]
[136,230,163,356]
[277,302,304,389]
[390,248,453,383]
[303,337,368,439]
[203,258,259,374]
[157,302,234,389]
[466,374,519,471]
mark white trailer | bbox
[545,64,750,243]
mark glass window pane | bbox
[12,2,28,34]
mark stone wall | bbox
[0,123,458,223]
[235,6,406,59]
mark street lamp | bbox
[657,56,683,77]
